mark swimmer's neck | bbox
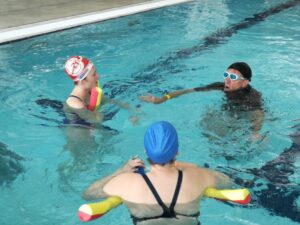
[150,162,177,174]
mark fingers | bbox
[129,157,144,168]
[123,157,145,172]
[129,116,139,126]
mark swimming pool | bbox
[0,0,299,224]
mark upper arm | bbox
[199,168,233,189]
[209,170,233,189]
[194,82,224,92]
[103,173,130,197]
[82,179,108,200]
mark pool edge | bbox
[0,0,192,44]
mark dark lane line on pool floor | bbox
[105,0,300,98]
[127,0,300,90]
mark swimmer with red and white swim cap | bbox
[63,56,139,125]
[64,56,100,110]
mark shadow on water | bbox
[218,124,300,222]
[34,98,119,128]
[34,98,120,191]
[0,142,24,186]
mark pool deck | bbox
[0,0,191,44]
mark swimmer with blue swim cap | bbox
[82,121,234,225]
[144,121,178,164]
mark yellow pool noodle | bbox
[78,188,250,222]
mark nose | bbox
[225,76,231,83]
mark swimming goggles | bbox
[224,72,245,81]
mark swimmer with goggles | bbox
[224,72,246,81]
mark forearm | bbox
[106,97,130,109]
[168,89,195,99]
[155,89,195,104]
[251,109,264,134]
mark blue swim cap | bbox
[144,121,178,164]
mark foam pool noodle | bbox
[78,187,250,222]
[87,83,102,111]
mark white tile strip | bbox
[0,0,192,44]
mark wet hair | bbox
[227,62,252,81]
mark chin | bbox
[224,87,233,92]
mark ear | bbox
[242,79,249,87]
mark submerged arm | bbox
[74,108,104,124]
[102,96,131,109]
[250,109,265,138]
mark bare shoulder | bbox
[107,172,141,186]
[183,167,221,186]
[66,98,85,109]
[176,163,232,190]
[104,172,144,197]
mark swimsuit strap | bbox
[68,95,84,103]
[169,170,183,212]
[141,170,183,217]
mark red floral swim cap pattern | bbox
[64,56,94,81]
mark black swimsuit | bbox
[68,95,85,103]
[63,95,92,127]
[131,170,200,225]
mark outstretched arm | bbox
[139,88,195,104]
[102,96,142,125]
[139,82,224,104]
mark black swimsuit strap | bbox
[68,95,84,103]
[141,170,183,216]
[170,170,183,212]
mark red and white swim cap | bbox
[64,56,94,81]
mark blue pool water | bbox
[0,0,300,224]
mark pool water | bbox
[0,0,300,224]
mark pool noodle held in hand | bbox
[87,83,102,111]
[78,188,251,222]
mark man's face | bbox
[224,68,249,92]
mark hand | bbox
[251,132,269,144]
[122,157,145,173]
[251,133,261,141]
[129,116,140,126]
[119,102,130,109]
[139,94,159,103]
